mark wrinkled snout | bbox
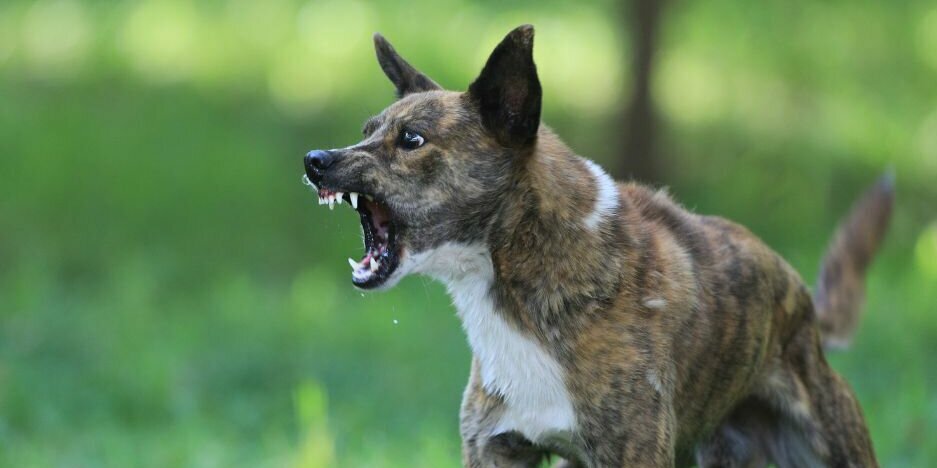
[304,149,337,184]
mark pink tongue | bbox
[360,248,383,264]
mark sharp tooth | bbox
[348,258,359,269]
[365,194,374,202]
[336,192,343,204]
[370,257,380,272]
[318,196,325,205]
[349,192,358,209]
[328,196,334,210]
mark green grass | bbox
[1,80,934,467]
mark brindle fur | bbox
[814,176,894,349]
[306,26,892,467]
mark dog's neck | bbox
[485,135,627,337]
[413,133,627,336]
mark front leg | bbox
[571,365,678,468]
[461,360,546,468]
[585,398,676,467]
[463,431,545,468]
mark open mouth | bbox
[302,174,401,289]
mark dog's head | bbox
[303,25,542,289]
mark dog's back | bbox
[647,178,893,465]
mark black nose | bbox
[304,149,335,182]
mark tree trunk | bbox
[618,0,667,184]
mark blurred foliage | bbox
[0,0,935,466]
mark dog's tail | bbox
[813,172,895,350]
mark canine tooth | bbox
[349,192,358,209]
[348,257,359,269]
[336,192,343,204]
[328,196,335,210]
[318,196,326,205]
[369,257,380,272]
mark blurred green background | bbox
[1,0,936,466]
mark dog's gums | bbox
[302,173,400,289]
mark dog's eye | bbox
[399,130,425,150]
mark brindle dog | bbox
[302,25,892,467]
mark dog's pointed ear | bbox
[373,33,441,98]
[468,25,542,148]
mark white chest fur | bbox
[409,243,577,442]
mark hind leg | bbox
[695,394,825,468]
[698,331,876,468]
[695,424,768,467]
[788,338,877,466]
[755,325,876,467]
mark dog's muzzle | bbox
[301,147,403,290]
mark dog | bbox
[302,25,893,467]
